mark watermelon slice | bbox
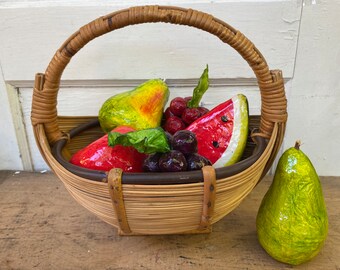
[70,126,147,172]
[186,94,249,167]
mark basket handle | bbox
[31,5,287,143]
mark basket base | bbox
[117,226,212,236]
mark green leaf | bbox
[187,65,210,108]
[108,127,170,154]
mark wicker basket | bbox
[31,5,287,235]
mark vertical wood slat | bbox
[6,84,33,171]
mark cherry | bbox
[169,97,187,116]
[182,107,201,125]
[197,106,210,116]
[184,96,192,103]
[163,96,209,132]
[164,107,175,119]
[163,116,186,135]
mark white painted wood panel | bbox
[0,69,23,171]
[283,0,340,176]
[0,1,301,82]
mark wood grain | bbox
[0,171,338,269]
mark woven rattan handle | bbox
[32,5,287,143]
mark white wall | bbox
[283,0,340,176]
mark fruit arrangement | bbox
[70,66,249,173]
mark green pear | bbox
[98,79,169,132]
[256,141,328,265]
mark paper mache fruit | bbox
[186,94,249,167]
[256,141,328,265]
[98,79,169,132]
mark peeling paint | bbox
[282,18,300,24]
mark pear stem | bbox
[294,140,301,150]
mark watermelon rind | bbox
[213,94,249,167]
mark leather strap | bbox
[107,168,131,234]
[198,166,216,230]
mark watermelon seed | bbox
[212,141,219,148]
[221,116,228,122]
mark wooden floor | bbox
[0,170,339,270]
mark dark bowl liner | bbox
[52,119,267,185]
